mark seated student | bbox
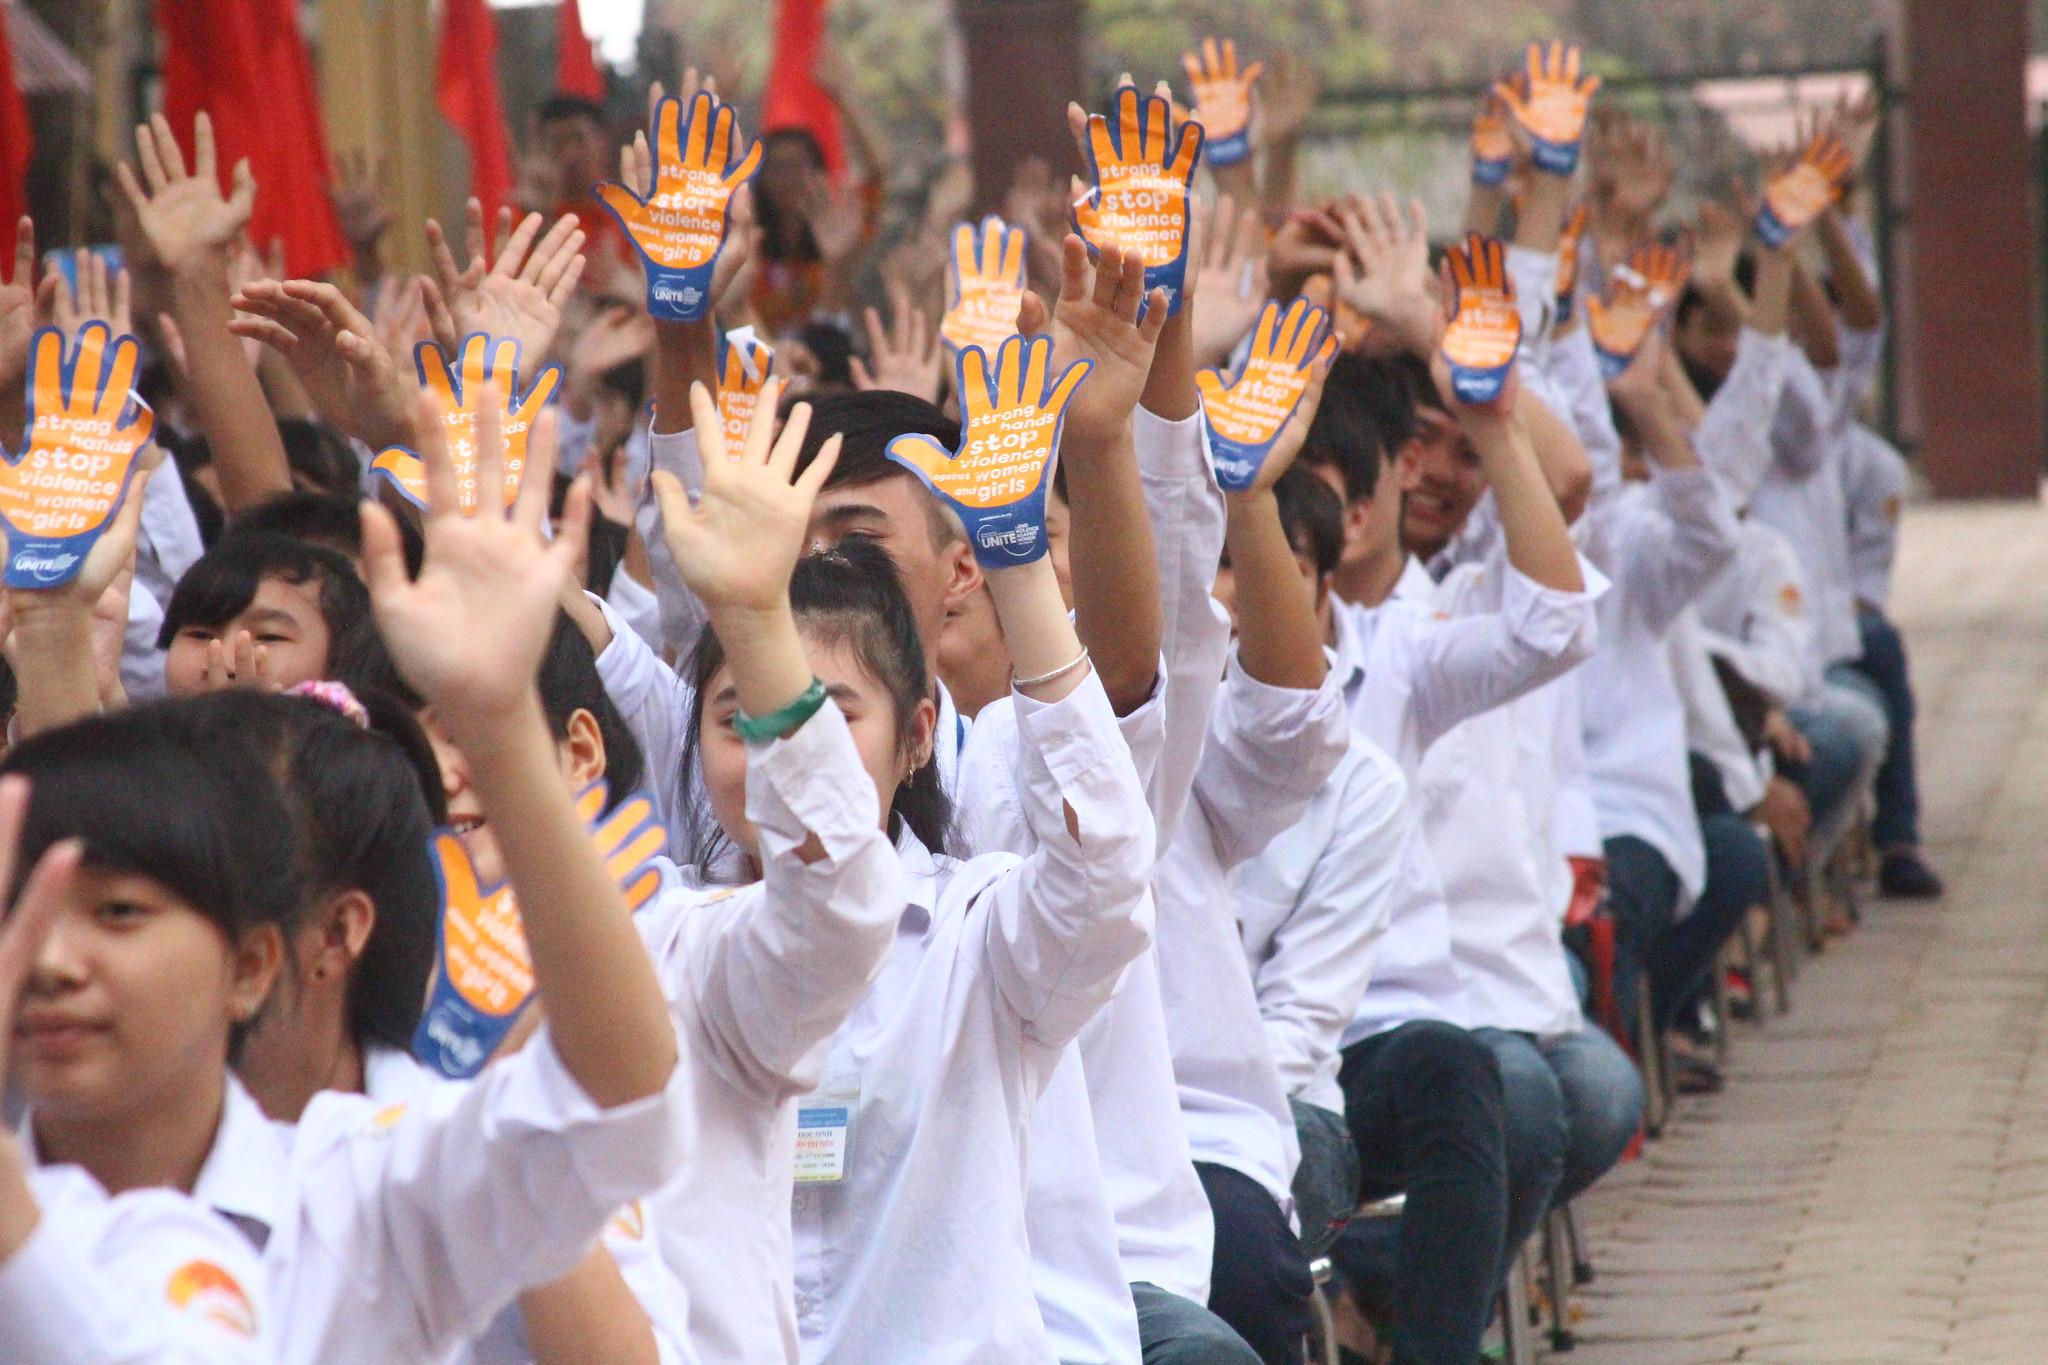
[1220,467,1408,1260]
[1,400,689,1364]
[158,531,375,697]
[1385,355,1645,1262]
[0,780,272,1365]
[1294,342,1598,1363]
[1839,424,1939,897]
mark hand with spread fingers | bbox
[1436,232,1523,406]
[940,216,1030,359]
[1070,83,1205,313]
[423,200,587,365]
[1494,40,1601,177]
[1182,37,1264,168]
[114,112,256,278]
[1754,129,1852,248]
[597,91,763,323]
[371,334,562,515]
[231,277,417,450]
[852,284,942,405]
[886,335,1090,569]
[1198,298,1339,493]
[1333,192,1438,361]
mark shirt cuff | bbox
[1498,561,1603,658]
[491,1025,691,1205]
[1218,647,1345,741]
[1134,405,1215,484]
[1014,670,1128,795]
[746,701,884,865]
[646,422,705,498]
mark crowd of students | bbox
[0,32,1934,1365]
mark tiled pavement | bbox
[1555,501,2048,1363]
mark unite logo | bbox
[13,548,79,584]
[977,521,1039,554]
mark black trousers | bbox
[1195,1161,1312,1365]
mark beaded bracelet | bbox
[1013,646,1092,691]
[733,677,830,743]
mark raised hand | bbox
[1198,297,1338,492]
[230,278,415,449]
[1618,239,1692,311]
[1260,51,1319,149]
[1045,235,1168,448]
[1333,192,1437,360]
[1470,92,1517,188]
[115,113,256,277]
[0,324,156,589]
[1436,232,1522,405]
[360,385,590,725]
[1692,201,1744,292]
[715,329,775,448]
[0,219,32,393]
[596,91,762,322]
[371,333,561,514]
[1187,194,1271,370]
[852,283,942,404]
[887,335,1090,568]
[423,200,587,363]
[1585,276,1658,379]
[1070,83,1205,313]
[1494,40,1601,177]
[412,778,667,1079]
[652,379,839,613]
[1182,37,1264,167]
[940,216,1030,358]
[40,250,131,339]
[1755,129,1851,248]
[332,148,396,256]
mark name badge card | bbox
[795,1075,862,1184]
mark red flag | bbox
[762,0,844,179]
[555,0,605,101]
[154,0,348,277]
[437,0,514,219]
[0,4,31,231]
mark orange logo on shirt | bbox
[608,1201,648,1242]
[1777,582,1805,615]
[166,1260,257,1338]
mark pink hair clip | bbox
[286,679,372,730]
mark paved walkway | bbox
[1558,500,2048,1363]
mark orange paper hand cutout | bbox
[716,330,775,451]
[1197,298,1337,492]
[941,216,1029,357]
[1182,37,1263,167]
[1438,233,1522,403]
[1755,131,1851,248]
[0,324,155,587]
[372,334,561,514]
[1494,40,1600,175]
[596,91,763,321]
[1072,85,1205,313]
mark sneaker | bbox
[1879,850,1944,899]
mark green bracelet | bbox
[733,677,830,744]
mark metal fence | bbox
[1294,38,1905,450]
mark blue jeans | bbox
[1606,817,1767,1036]
[1196,1163,1311,1365]
[1849,607,1922,849]
[1332,1020,1507,1365]
[1784,696,1871,834]
[1475,1027,1644,1274]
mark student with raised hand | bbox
[2,389,687,1365]
[0,780,271,1364]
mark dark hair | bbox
[678,537,948,873]
[789,389,962,545]
[276,418,362,499]
[1301,352,1407,503]
[3,703,304,1057]
[798,320,856,389]
[1272,465,1345,579]
[160,691,441,1053]
[538,94,608,126]
[158,531,375,674]
[234,490,427,577]
[756,128,829,261]
[343,611,646,812]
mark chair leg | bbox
[1543,1206,1578,1351]
[1304,1262,1339,1365]
[1766,851,1798,1014]
[1708,945,1732,1066]
[1636,980,1669,1138]
[1499,1248,1537,1365]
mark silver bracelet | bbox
[1013,645,1092,690]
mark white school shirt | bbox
[20,1034,688,1365]
[1155,653,1351,1210]
[121,457,207,704]
[790,675,1155,1362]
[1840,425,1907,611]
[1577,467,1739,907]
[1334,558,1601,1045]
[1749,343,1863,670]
[361,1047,695,1365]
[1232,734,1408,1116]
[632,699,909,1365]
[1668,608,1768,813]
[1693,516,1817,709]
[1420,560,1590,1040]
[0,1164,269,1364]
